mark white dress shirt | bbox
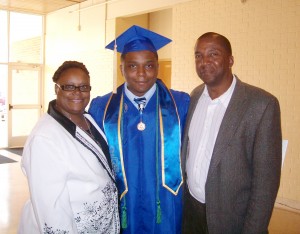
[124,82,156,110]
[186,76,236,203]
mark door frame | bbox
[7,62,43,147]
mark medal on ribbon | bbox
[134,97,146,131]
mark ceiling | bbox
[0,0,87,14]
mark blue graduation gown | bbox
[89,84,190,234]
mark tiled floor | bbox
[0,149,300,234]
[0,150,28,234]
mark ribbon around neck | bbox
[103,79,183,199]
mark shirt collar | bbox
[124,82,156,109]
[203,75,237,108]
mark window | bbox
[9,12,43,63]
[0,10,8,62]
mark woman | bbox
[19,61,120,234]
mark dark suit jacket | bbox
[182,77,282,234]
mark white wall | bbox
[106,0,191,19]
[149,9,172,60]
[45,0,189,109]
[45,4,110,108]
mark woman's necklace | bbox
[69,114,105,156]
[82,117,103,149]
[68,114,89,131]
[55,104,99,145]
[70,114,100,144]
[83,116,93,136]
[55,104,89,131]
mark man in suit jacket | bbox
[182,32,282,234]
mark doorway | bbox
[0,10,44,148]
[158,60,171,88]
[7,64,43,147]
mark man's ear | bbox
[54,84,58,95]
[120,64,124,77]
[229,55,234,68]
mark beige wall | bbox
[172,0,300,206]
[45,3,110,108]
[110,10,173,87]
[45,0,182,107]
[149,9,173,59]
[105,0,191,19]
[45,0,300,209]
[115,15,149,86]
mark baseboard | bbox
[275,197,300,213]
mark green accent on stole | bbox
[103,88,128,199]
[155,90,161,223]
[103,80,183,227]
[121,200,127,228]
[156,200,162,224]
[156,80,183,194]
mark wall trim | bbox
[275,197,300,214]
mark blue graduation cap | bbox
[105,25,172,54]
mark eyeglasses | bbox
[56,84,91,92]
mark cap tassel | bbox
[155,95,162,224]
[113,39,117,93]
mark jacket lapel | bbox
[207,79,248,176]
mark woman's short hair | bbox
[52,61,90,83]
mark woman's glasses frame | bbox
[56,83,91,92]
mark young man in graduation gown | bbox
[89,25,190,233]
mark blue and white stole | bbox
[103,79,183,198]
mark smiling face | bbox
[55,67,90,119]
[194,34,234,92]
[120,50,159,97]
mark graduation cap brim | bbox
[105,25,172,54]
